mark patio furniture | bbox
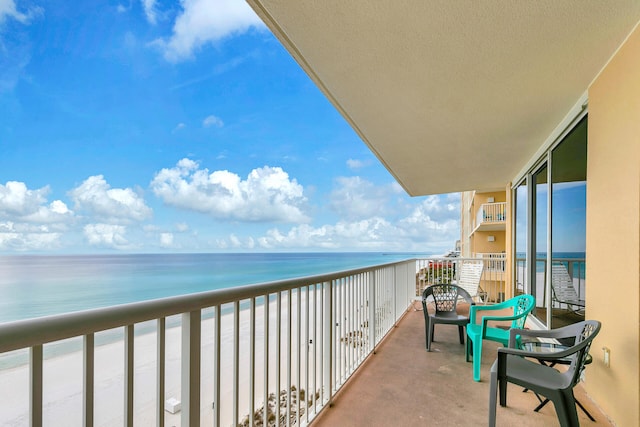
[454,261,485,303]
[551,263,585,313]
[465,294,535,381]
[421,284,475,351]
[488,320,601,427]
[519,341,595,421]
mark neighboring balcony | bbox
[473,202,507,233]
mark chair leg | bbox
[472,337,483,381]
[457,325,464,344]
[545,390,579,427]
[465,335,471,362]
[498,375,508,407]
[488,361,498,427]
[427,321,435,351]
[559,390,580,427]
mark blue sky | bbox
[0,0,460,254]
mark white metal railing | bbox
[415,254,507,303]
[0,260,416,427]
[475,202,506,228]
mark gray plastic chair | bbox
[488,320,601,427]
[421,284,474,351]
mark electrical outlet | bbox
[603,347,610,367]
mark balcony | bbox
[312,308,611,427]
[473,202,507,233]
[0,258,607,426]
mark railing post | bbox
[84,333,94,427]
[233,301,240,427]
[181,310,201,427]
[393,266,398,326]
[369,270,376,352]
[156,319,165,427]
[213,306,221,427]
[124,324,134,427]
[322,281,333,406]
[30,344,43,427]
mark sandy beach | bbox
[0,290,333,427]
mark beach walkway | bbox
[311,304,612,427]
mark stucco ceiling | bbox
[247,0,640,196]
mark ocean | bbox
[0,252,423,324]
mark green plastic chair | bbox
[465,294,535,381]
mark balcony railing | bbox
[415,254,506,303]
[475,202,506,229]
[0,260,417,427]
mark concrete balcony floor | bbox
[311,304,612,427]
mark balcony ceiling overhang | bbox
[247,0,640,196]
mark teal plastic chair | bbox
[465,294,535,381]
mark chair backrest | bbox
[422,284,473,314]
[551,263,581,303]
[554,320,602,387]
[509,294,535,329]
[456,262,484,300]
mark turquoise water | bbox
[0,252,423,324]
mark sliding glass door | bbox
[550,118,587,327]
[532,163,548,326]
[512,115,587,327]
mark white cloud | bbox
[329,177,396,220]
[173,122,186,132]
[221,192,461,253]
[160,232,174,248]
[141,0,157,24]
[83,223,132,250]
[69,175,152,223]
[150,158,309,223]
[0,0,42,25]
[255,218,395,250]
[0,222,62,251]
[0,181,48,215]
[346,159,370,170]
[175,222,189,232]
[0,181,73,223]
[0,181,74,251]
[154,0,265,62]
[203,114,224,128]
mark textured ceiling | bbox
[247,0,640,196]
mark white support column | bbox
[181,310,201,427]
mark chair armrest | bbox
[469,303,508,325]
[497,345,580,362]
[507,325,577,347]
[481,314,522,331]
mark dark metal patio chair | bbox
[421,284,474,351]
[488,320,601,427]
